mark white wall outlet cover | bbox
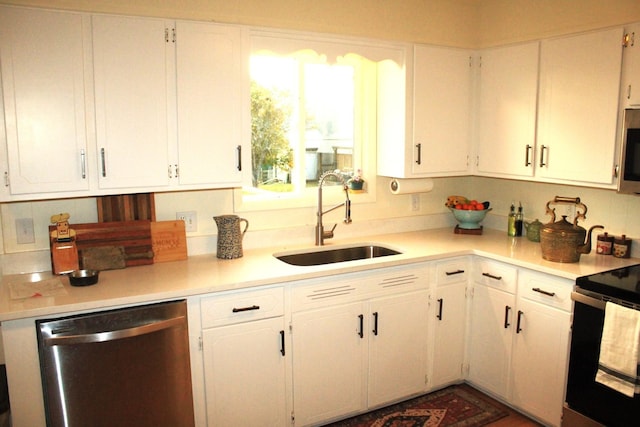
[16,218,35,244]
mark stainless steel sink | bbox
[274,244,402,266]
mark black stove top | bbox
[576,264,640,305]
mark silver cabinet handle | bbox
[539,145,547,167]
[525,144,532,166]
[80,149,86,179]
[100,147,107,177]
[44,316,185,346]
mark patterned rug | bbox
[323,384,509,427]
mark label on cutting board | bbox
[151,221,188,263]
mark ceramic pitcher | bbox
[214,215,249,259]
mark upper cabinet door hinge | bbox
[165,27,176,43]
[623,32,635,48]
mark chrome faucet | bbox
[316,171,352,245]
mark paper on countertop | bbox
[8,277,67,300]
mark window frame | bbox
[234,29,406,212]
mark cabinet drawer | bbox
[518,270,573,312]
[473,258,517,294]
[201,286,284,328]
[435,257,469,285]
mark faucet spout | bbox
[316,171,352,245]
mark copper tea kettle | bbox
[539,197,604,263]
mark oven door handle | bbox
[571,291,606,311]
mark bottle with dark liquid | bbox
[515,203,523,237]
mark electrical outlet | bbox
[176,211,197,232]
[411,194,420,211]
[16,218,35,244]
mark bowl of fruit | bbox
[446,196,491,229]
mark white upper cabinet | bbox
[475,42,540,178]
[175,21,245,187]
[536,28,623,186]
[622,23,640,107]
[378,45,472,178]
[412,45,472,176]
[93,16,247,192]
[0,6,91,196]
[92,14,175,190]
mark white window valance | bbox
[250,29,406,65]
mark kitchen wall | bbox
[2,0,640,273]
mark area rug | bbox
[323,384,509,427]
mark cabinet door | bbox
[92,14,174,190]
[175,21,245,187]
[432,282,467,389]
[510,298,570,427]
[368,290,429,407]
[467,284,515,399]
[476,42,539,178]
[536,28,623,185]
[0,6,90,195]
[202,317,287,426]
[292,302,366,426]
[413,45,472,176]
[622,24,640,107]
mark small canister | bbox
[596,232,614,255]
[613,235,632,258]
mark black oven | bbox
[564,266,640,426]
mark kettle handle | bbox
[545,196,587,225]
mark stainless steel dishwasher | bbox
[36,300,195,427]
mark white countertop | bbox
[1,227,638,322]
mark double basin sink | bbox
[274,243,402,266]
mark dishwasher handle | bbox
[43,315,186,346]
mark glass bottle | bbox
[508,203,516,237]
[515,203,523,237]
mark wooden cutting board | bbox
[49,220,153,269]
[151,220,188,263]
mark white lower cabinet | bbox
[510,270,572,427]
[200,287,287,426]
[292,301,367,425]
[191,256,573,427]
[291,265,429,426]
[467,258,572,427]
[431,257,469,389]
[467,259,517,399]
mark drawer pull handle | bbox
[280,330,285,356]
[516,310,524,333]
[437,298,444,320]
[504,305,511,329]
[232,305,260,313]
[445,269,465,276]
[358,314,364,338]
[372,312,379,336]
[482,272,502,281]
[532,287,556,297]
